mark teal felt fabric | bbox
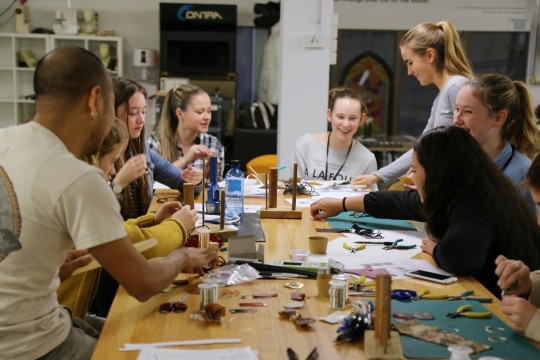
[391,300,540,359]
[327,211,417,231]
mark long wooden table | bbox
[91,190,522,359]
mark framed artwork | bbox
[340,51,393,137]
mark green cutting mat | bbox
[327,211,417,231]
[391,300,540,359]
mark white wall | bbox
[2,0,539,138]
[278,0,333,175]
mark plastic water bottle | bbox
[225,160,244,219]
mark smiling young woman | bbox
[292,87,377,182]
[352,21,473,186]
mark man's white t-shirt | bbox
[0,122,126,359]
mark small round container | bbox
[328,280,347,309]
[198,282,218,310]
[317,265,332,298]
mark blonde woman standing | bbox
[353,20,473,186]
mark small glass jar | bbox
[317,265,332,298]
[328,280,347,309]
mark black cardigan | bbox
[364,190,525,297]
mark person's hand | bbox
[114,154,147,188]
[185,145,211,164]
[59,249,93,281]
[495,255,532,296]
[351,174,380,186]
[178,246,218,275]
[154,201,182,224]
[401,168,417,191]
[171,205,198,232]
[501,295,538,333]
[310,198,342,220]
[181,167,203,184]
[420,235,438,255]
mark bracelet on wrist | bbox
[342,197,348,212]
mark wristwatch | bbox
[110,181,123,195]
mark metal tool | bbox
[447,290,493,303]
[446,304,492,318]
[382,239,416,250]
[413,288,449,300]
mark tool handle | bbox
[460,290,474,297]
[424,294,449,300]
[463,311,492,319]
[467,297,493,303]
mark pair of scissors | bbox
[382,239,416,250]
[447,290,493,303]
[159,295,189,313]
[446,304,492,318]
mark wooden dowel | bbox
[183,183,194,209]
[265,172,268,210]
[292,163,298,211]
[375,273,392,352]
[220,189,225,230]
[268,167,278,208]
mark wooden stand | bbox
[183,183,194,208]
[259,164,302,219]
[364,273,403,360]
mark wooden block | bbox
[259,207,302,219]
[364,330,403,360]
[205,223,238,238]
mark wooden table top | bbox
[91,189,532,359]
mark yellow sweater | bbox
[57,214,187,318]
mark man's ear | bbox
[87,85,101,119]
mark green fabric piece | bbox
[327,211,417,231]
[391,300,540,359]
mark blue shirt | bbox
[495,142,534,210]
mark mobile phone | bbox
[405,269,458,284]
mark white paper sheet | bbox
[306,230,424,279]
[153,181,170,190]
[136,346,258,360]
